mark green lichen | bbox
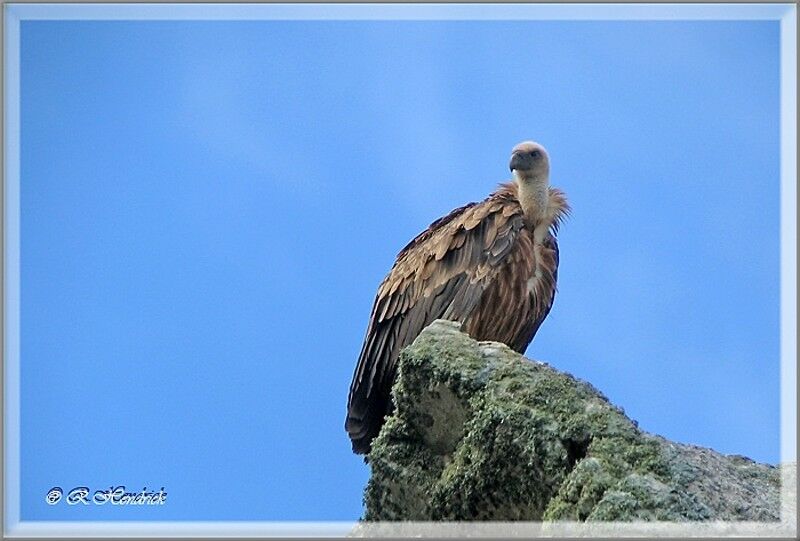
[543,457,615,520]
[362,320,781,522]
[587,474,711,521]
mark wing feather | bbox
[345,190,524,453]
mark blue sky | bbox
[18,18,780,521]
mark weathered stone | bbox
[362,320,790,524]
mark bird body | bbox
[346,142,569,454]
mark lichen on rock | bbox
[362,320,785,522]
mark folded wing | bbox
[345,192,526,454]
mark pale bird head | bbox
[509,141,549,181]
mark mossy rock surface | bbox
[363,320,783,522]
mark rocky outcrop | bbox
[361,320,791,527]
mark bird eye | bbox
[530,150,540,159]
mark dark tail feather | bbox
[345,392,391,455]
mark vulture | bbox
[345,141,570,455]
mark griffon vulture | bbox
[346,141,570,454]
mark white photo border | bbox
[3,2,796,538]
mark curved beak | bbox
[509,151,532,172]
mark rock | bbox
[361,320,792,526]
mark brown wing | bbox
[509,233,559,353]
[460,229,559,354]
[346,189,525,454]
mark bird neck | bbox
[514,172,550,225]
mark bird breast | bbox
[526,229,557,300]
[526,244,545,293]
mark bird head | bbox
[509,141,549,182]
